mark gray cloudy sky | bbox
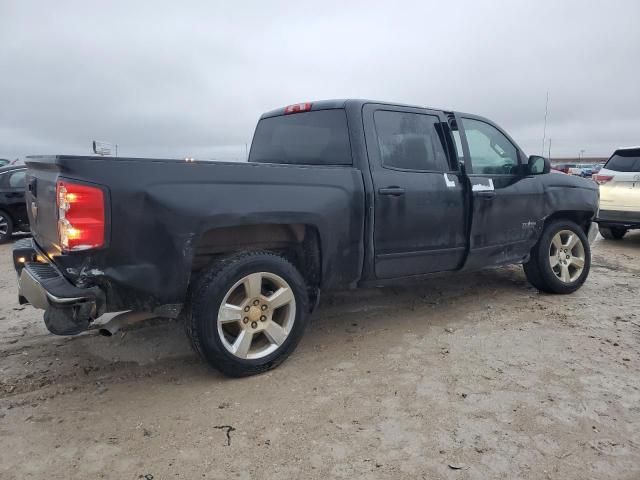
[1,0,639,160]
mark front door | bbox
[363,104,467,279]
[456,115,544,269]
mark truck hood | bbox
[546,172,599,192]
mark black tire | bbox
[0,210,13,243]
[599,226,627,240]
[523,219,591,294]
[186,251,310,377]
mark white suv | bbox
[594,146,640,239]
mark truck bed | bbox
[25,155,366,313]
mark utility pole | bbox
[548,138,551,160]
[541,90,549,156]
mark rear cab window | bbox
[249,109,352,166]
[605,149,640,172]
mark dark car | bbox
[13,99,599,377]
[0,165,28,242]
[554,163,577,174]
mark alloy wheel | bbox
[549,230,586,283]
[0,215,8,236]
[217,272,296,360]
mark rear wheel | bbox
[0,211,13,243]
[524,219,590,294]
[186,251,310,377]
[599,226,627,240]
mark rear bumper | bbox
[13,238,100,311]
[596,210,640,228]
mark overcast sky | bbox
[1,0,639,161]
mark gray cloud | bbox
[1,0,639,160]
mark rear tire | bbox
[186,251,310,377]
[0,210,13,243]
[523,219,591,294]
[599,226,627,240]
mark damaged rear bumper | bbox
[13,238,102,313]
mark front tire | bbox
[0,210,13,243]
[599,226,627,240]
[524,220,591,294]
[186,251,310,377]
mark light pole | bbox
[541,91,550,156]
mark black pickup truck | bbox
[13,99,599,376]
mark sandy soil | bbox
[0,234,639,480]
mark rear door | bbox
[456,115,544,269]
[363,104,466,279]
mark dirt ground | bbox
[0,234,639,480]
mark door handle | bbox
[378,187,405,197]
[476,191,496,199]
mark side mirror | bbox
[528,155,550,175]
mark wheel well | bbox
[0,209,14,230]
[544,211,593,233]
[191,224,322,289]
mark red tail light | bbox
[593,174,613,185]
[284,103,312,114]
[56,180,105,251]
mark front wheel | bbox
[523,220,591,294]
[186,251,310,377]
[599,226,627,240]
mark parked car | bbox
[594,146,640,239]
[0,159,10,167]
[568,164,594,177]
[554,163,577,174]
[13,99,599,376]
[591,163,606,175]
[0,165,28,242]
[580,164,595,177]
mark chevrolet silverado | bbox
[13,99,599,376]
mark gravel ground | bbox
[1,234,639,479]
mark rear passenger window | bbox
[374,111,450,171]
[249,109,352,165]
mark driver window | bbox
[461,118,518,175]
